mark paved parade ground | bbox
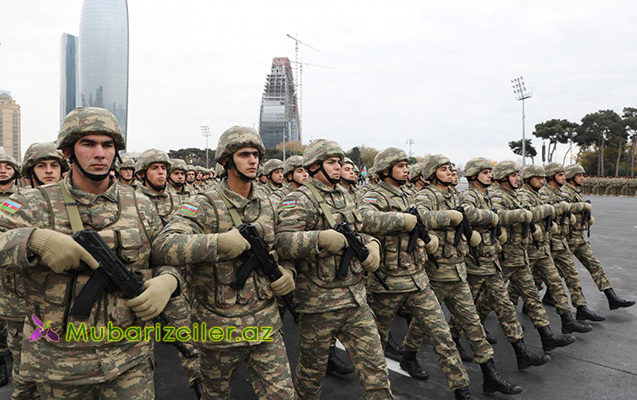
[2,193,636,400]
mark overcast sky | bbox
[2,0,636,166]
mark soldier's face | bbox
[120,168,134,180]
[232,147,260,179]
[69,135,116,176]
[293,167,308,184]
[33,160,62,185]
[574,173,584,186]
[186,171,195,183]
[451,171,459,185]
[196,172,203,180]
[435,164,453,183]
[392,162,409,181]
[478,169,492,185]
[529,176,544,189]
[342,164,356,182]
[171,170,185,184]
[259,175,268,183]
[554,172,566,185]
[0,163,15,181]
[270,168,284,184]
[508,172,521,188]
[146,162,167,187]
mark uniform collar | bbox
[139,184,168,199]
[565,182,581,193]
[219,178,256,209]
[307,176,343,194]
[64,173,118,205]
[379,180,405,196]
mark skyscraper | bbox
[0,91,22,161]
[60,33,79,127]
[259,57,300,149]
[79,0,129,147]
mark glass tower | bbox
[259,58,300,148]
[60,33,79,127]
[79,0,129,146]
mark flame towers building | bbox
[259,58,300,148]
[79,0,129,146]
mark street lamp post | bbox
[406,138,414,158]
[201,125,211,169]
[511,77,533,166]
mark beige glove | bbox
[588,216,595,227]
[584,203,593,212]
[490,213,500,227]
[217,228,251,259]
[523,210,534,224]
[403,214,417,232]
[551,221,559,234]
[361,241,381,272]
[126,274,178,321]
[318,230,348,254]
[559,201,571,213]
[447,210,463,226]
[532,227,543,241]
[425,234,439,254]
[569,214,577,225]
[28,229,99,274]
[271,266,295,296]
[498,229,508,244]
[469,230,482,247]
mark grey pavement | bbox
[1,194,635,400]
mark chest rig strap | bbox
[215,187,244,227]
[305,183,337,227]
[59,181,84,233]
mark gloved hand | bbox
[361,241,380,272]
[532,227,543,241]
[217,228,251,259]
[559,201,571,213]
[551,222,559,234]
[498,229,508,244]
[403,214,417,232]
[523,210,534,224]
[469,230,482,247]
[425,234,439,254]
[588,216,595,227]
[488,213,500,228]
[271,266,295,296]
[126,274,178,321]
[584,203,592,212]
[569,214,577,225]
[28,229,99,274]
[318,230,348,254]
[447,210,463,226]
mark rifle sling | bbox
[59,180,84,233]
[305,183,338,227]
[70,269,112,318]
[215,187,243,227]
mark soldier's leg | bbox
[37,382,99,400]
[100,357,155,400]
[480,274,524,343]
[244,330,296,400]
[449,274,486,338]
[552,249,587,308]
[571,241,612,291]
[369,292,409,347]
[404,284,470,392]
[337,305,393,400]
[531,255,572,316]
[198,344,250,399]
[507,266,551,328]
[7,320,38,400]
[163,295,200,388]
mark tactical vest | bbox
[519,187,551,250]
[0,189,27,321]
[539,185,570,251]
[562,183,588,240]
[461,187,501,262]
[490,186,531,260]
[420,187,468,263]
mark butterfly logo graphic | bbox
[30,315,60,342]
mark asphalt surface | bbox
[1,192,635,400]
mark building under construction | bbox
[259,57,300,148]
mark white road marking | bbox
[335,339,411,377]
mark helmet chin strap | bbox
[524,179,541,192]
[341,177,357,185]
[286,173,304,188]
[309,163,341,185]
[224,158,254,182]
[142,175,166,192]
[433,175,452,187]
[70,150,113,182]
[0,170,17,185]
[268,173,283,188]
[471,176,492,188]
[568,178,581,187]
[29,169,47,187]
[168,176,184,188]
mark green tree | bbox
[575,110,624,176]
[508,139,537,164]
[532,119,578,162]
[167,147,211,167]
[359,145,379,171]
[623,107,637,176]
[346,146,362,168]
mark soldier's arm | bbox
[275,192,321,260]
[459,191,497,226]
[358,192,407,234]
[491,193,526,226]
[413,191,455,229]
[530,204,555,221]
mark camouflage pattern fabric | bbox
[57,107,126,151]
[137,185,181,226]
[7,319,38,399]
[21,142,69,175]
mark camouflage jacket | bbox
[539,184,573,252]
[518,186,555,259]
[276,177,375,313]
[169,183,194,199]
[490,184,532,268]
[137,185,182,226]
[0,175,178,384]
[413,184,468,282]
[458,186,500,275]
[260,180,282,196]
[271,184,293,206]
[0,184,26,321]
[151,179,285,349]
[561,182,592,245]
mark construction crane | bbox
[289,60,335,141]
[286,34,319,139]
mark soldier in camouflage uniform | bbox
[339,157,360,201]
[509,165,593,334]
[276,139,393,400]
[562,165,635,310]
[539,163,605,322]
[119,157,138,188]
[358,148,475,400]
[271,155,306,206]
[449,163,460,198]
[168,158,194,198]
[0,107,181,399]
[261,159,285,195]
[257,165,268,186]
[413,154,521,396]
[185,164,197,192]
[193,165,205,191]
[447,157,550,371]
[476,160,576,353]
[152,126,296,399]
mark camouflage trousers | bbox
[477,265,550,328]
[509,253,572,315]
[449,272,523,343]
[36,356,154,400]
[371,286,470,391]
[163,294,200,387]
[429,280,494,364]
[569,240,612,292]
[551,249,587,307]
[296,305,392,400]
[6,320,38,400]
[0,320,7,357]
[198,330,295,400]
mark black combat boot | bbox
[542,291,555,307]
[384,332,405,362]
[326,346,355,375]
[454,387,474,399]
[511,339,551,370]
[479,358,522,395]
[400,350,429,380]
[604,288,636,310]
[576,305,606,322]
[537,325,576,351]
[483,325,498,344]
[193,381,203,399]
[0,356,8,387]
[452,336,473,362]
[560,312,593,333]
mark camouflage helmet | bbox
[215,126,265,165]
[0,152,20,178]
[120,156,136,171]
[422,154,451,180]
[185,164,196,174]
[195,165,205,173]
[135,149,171,173]
[544,162,564,177]
[409,163,425,181]
[342,157,355,167]
[257,165,265,176]
[464,157,492,178]
[263,159,284,176]
[521,164,546,179]
[450,163,457,172]
[215,163,226,178]
[565,164,586,179]
[57,107,126,151]
[302,139,344,169]
[170,158,188,173]
[22,142,70,174]
[373,148,409,177]
[283,155,304,176]
[492,160,520,181]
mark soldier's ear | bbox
[309,164,319,173]
[62,148,72,159]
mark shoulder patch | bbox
[491,196,503,203]
[0,199,22,214]
[281,200,296,209]
[540,194,549,200]
[464,194,476,201]
[521,194,530,200]
[415,194,428,200]
[271,193,282,201]
[561,192,570,197]
[362,197,378,203]
[180,203,198,216]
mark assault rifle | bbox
[406,206,439,268]
[522,205,536,238]
[70,230,192,359]
[559,200,572,226]
[334,222,389,290]
[490,208,502,244]
[453,206,480,267]
[582,200,592,238]
[233,224,299,322]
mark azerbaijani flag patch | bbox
[362,197,378,203]
[416,194,428,200]
[180,203,198,216]
[464,194,476,201]
[281,200,296,209]
[271,193,282,201]
[0,199,22,214]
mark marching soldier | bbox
[168,158,194,199]
[271,155,307,205]
[118,156,137,187]
[339,157,360,201]
[261,159,285,195]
